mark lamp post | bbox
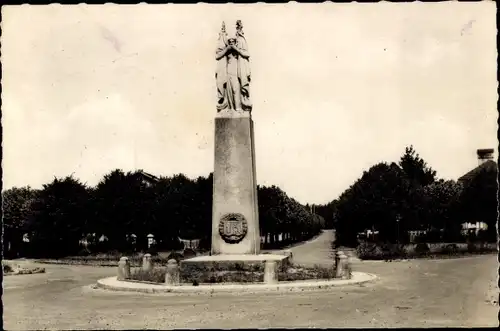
[396,215,400,244]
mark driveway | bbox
[3,230,498,329]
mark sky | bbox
[2,2,497,204]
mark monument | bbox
[212,20,260,255]
[180,21,288,275]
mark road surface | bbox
[4,230,498,329]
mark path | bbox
[3,232,498,329]
[269,229,337,266]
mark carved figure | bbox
[215,20,252,112]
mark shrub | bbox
[180,261,265,283]
[441,244,459,255]
[467,242,477,253]
[380,243,407,260]
[183,248,196,259]
[3,263,13,273]
[130,268,166,283]
[127,263,337,284]
[167,251,184,263]
[356,242,384,260]
[77,248,91,256]
[414,243,430,256]
[278,264,336,281]
[146,247,159,256]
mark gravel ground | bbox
[3,230,498,329]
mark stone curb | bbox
[95,271,378,294]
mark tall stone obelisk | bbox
[211,21,260,255]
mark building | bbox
[458,148,496,184]
[136,170,160,186]
[461,221,488,236]
[457,148,496,234]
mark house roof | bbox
[137,170,160,183]
[458,160,497,183]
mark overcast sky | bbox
[2,2,497,204]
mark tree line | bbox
[2,170,324,258]
[314,146,497,247]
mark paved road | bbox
[4,230,498,329]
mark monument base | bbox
[212,112,260,255]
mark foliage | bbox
[92,169,156,252]
[3,186,37,232]
[129,264,336,284]
[2,186,38,257]
[182,248,197,259]
[258,185,323,247]
[414,243,430,255]
[323,145,493,249]
[278,264,337,281]
[334,162,412,246]
[130,268,166,283]
[357,242,496,260]
[3,263,13,273]
[315,200,338,229]
[422,180,463,240]
[399,145,436,187]
[3,167,322,258]
[27,176,91,258]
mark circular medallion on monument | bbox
[218,213,248,244]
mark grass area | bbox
[127,263,339,285]
[356,242,497,260]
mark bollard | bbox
[117,257,131,281]
[142,253,153,272]
[338,252,349,279]
[284,249,293,261]
[335,250,345,278]
[344,254,352,280]
[283,250,293,270]
[338,252,350,279]
[264,260,278,284]
[165,259,180,286]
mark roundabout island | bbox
[96,271,378,294]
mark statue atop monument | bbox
[215,20,252,113]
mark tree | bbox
[258,185,286,245]
[399,145,436,187]
[258,185,320,247]
[27,176,91,257]
[2,186,38,257]
[315,200,338,229]
[335,162,413,246]
[422,180,463,240]
[93,169,161,251]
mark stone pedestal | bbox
[117,257,131,281]
[165,259,180,286]
[142,253,153,272]
[335,251,348,279]
[264,260,278,284]
[211,111,260,255]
